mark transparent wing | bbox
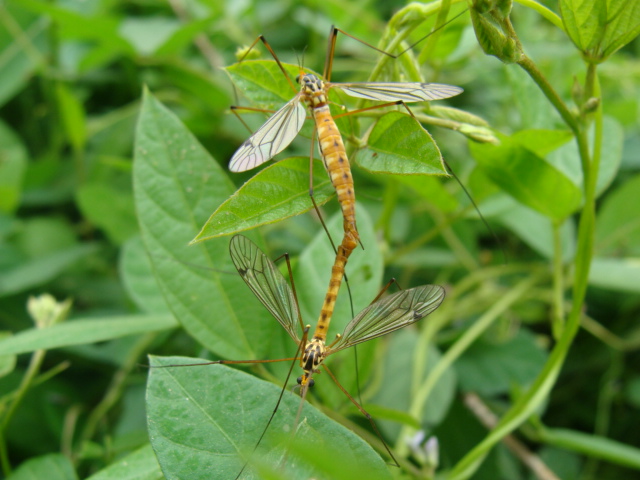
[329,285,445,353]
[229,235,301,343]
[332,82,463,102]
[228,96,307,172]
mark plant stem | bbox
[551,220,565,339]
[0,349,47,476]
[516,55,578,134]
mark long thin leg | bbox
[235,326,311,480]
[152,357,300,368]
[323,9,469,81]
[322,364,399,466]
[237,34,297,93]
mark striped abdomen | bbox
[313,105,359,251]
[312,242,351,341]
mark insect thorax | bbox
[301,338,327,378]
[299,73,328,107]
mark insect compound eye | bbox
[307,378,315,388]
[295,74,301,84]
[296,375,302,384]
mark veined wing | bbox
[229,235,301,343]
[228,95,307,172]
[331,82,463,102]
[329,285,445,353]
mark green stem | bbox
[449,34,603,480]
[551,220,565,340]
[515,0,564,30]
[516,55,579,134]
[0,349,47,475]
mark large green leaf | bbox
[560,0,640,61]
[146,356,391,480]
[469,131,582,220]
[133,90,275,359]
[357,112,447,175]
[120,236,170,314]
[194,157,334,242]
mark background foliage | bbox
[0,0,639,479]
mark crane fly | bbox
[228,25,463,253]
[222,234,445,474]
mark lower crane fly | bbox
[215,234,445,477]
[228,24,463,251]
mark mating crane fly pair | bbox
[220,22,460,475]
[158,22,461,478]
[228,24,463,253]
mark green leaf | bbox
[225,60,301,110]
[119,236,169,314]
[595,173,640,256]
[194,157,334,242]
[146,356,391,480]
[0,314,177,355]
[588,257,640,292]
[357,112,447,175]
[560,0,640,61]
[5,453,77,480]
[0,244,99,297]
[133,89,275,360]
[55,83,86,153]
[0,120,28,213]
[76,182,138,245]
[86,444,163,480]
[511,129,573,157]
[469,131,582,220]
[456,329,548,396]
